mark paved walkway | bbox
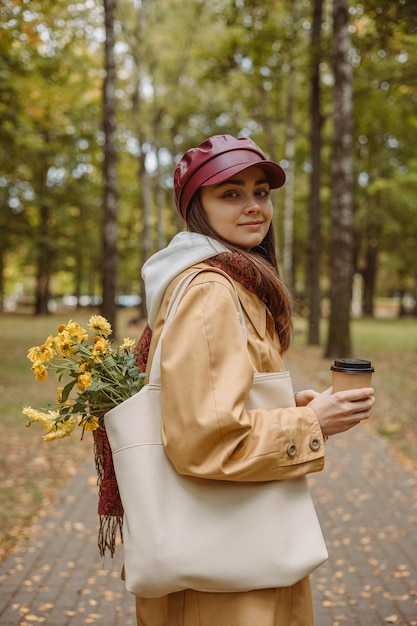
[1,369,417,625]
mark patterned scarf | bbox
[94,252,272,558]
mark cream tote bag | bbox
[105,270,327,598]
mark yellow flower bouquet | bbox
[23,315,144,441]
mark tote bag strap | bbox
[149,269,247,385]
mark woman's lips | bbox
[239,221,263,228]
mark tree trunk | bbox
[281,0,299,294]
[154,118,167,252]
[413,276,417,318]
[34,203,51,315]
[0,199,5,310]
[139,152,152,319]
[101,0,119,335]
[125,0,151,321]
[306,0,323,346]
[282,82,295,293]
[156,174,167,251]
[325,0,354,358]
[362,236,379,316]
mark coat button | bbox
[287,443,297,458]
[309,436,321,451]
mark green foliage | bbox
[0,0,103,306]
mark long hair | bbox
[186,193,293,352]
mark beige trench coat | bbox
[135,265,326,626]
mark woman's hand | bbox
[294,389,320,406]
[307,386,375,438]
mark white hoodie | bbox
[141,232,229,329]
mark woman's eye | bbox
[220,186,270,199]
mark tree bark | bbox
[362,236,379,316]
[34,202,51,315]
[306,0,323,346]
[138,151,152,319]
[282,82,295,293]
[0,195,6,310]
[34,155,52,316]
[281,0,299,294]
[101,0,119,336]
[125,0,151,320]
[325,0,354,358]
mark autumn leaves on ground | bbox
[1,311,416,563]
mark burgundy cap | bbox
[174,134,286,219]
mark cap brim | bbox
[201,159,286,190]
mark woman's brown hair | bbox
[186,193,293,352]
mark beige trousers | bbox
[135,577,313,626]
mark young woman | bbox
[133,134,375,625]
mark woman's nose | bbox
[244,196,261,212]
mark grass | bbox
[289,316,417,471]
[1,310,416,564]
[0,308,144,563]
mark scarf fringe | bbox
[98,513,124,558]
[94,426,124,557]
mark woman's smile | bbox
[239,220,265,228]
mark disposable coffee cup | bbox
[331,358,374,392]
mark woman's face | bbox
[200,166,273,249]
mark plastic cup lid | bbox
[330,358,374,374]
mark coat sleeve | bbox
[160,274,325,482]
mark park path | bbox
[1,365,417,626]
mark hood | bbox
[141,231,229,328]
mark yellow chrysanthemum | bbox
[24,313,143,443]
[41,409,60,424]
[23,406,48,422]
[77,372,92,392]
[27,335,55,364]
[32,362,48,381]
[54,329,76,357]
[78,414,100,432]
[27,346,39,363]
[88,315,112,337]
[119,337,136,351]
[65,320,88,343]
[43,415,76,441]
[23,407,71,441]
[92,336,109,357]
